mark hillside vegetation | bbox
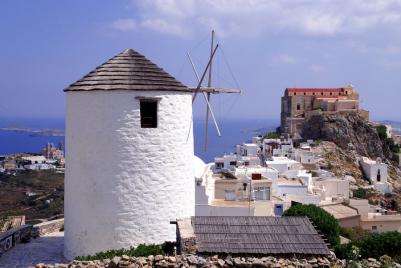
[0,170,64,224]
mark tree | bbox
[283,204,341,246]
[359,232,401,259]
[352,188,367,199]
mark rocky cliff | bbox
[301,113,390,159]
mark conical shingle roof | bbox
[64,49,189,92]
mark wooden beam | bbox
[134,96,162,101]
[189,87,241,94]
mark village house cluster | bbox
[195,134,401,234]
[0,142,65,174]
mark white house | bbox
[214,144,260,172]
[64,49,196,259]
[291,145,316,165]
[262,139,293,158]
[313,178,350,202]
[213,154,237,171]
[196,168,280,217]
[265,156,302,174]
[237,143,259,157]
[21,155,46,164]
[360,157,392,193]
[24,163,55,170]
[349,199,401,233]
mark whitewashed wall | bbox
[64,90,194,260]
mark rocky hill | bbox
[300,113,401,210]
[301,113,391,159]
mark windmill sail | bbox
[188,31,241,151]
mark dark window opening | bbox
[294,92,297,95]
[321,92,324,95]
[304,92,306,95]
[140,100,158,128]
[297,104,301,110]
[377,169,381,182]
[330,92,333,95]
[229,161,237,166]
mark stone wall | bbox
[0,224,32,255]
[32,218,64,238]
[176,219,197,255]
[36,254,338,268]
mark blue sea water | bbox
[0,117,278,163]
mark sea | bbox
[0,117,278,163]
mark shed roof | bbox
[64,48,190,92]
[191,216,330,255]
[321,204,359,220]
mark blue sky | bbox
[1,0,401,122]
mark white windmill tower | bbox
[64,35,240,259]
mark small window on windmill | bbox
[140,100,158,128]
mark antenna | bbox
[188,30,241,151]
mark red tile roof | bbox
[287,88,343,93]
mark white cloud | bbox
[140,19,188,37]
[310,64,324,72]
[125,0,401,38]
[378,58,401,69]
[112,19,137,31]
[272,54,297,65]
[346,40,401,54]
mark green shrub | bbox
[353,188,367,199]
[359,232,401,259]
[375,125,400,154]
[262,131,281,139]
[384,193,392,198]
[339,227,350,239]
[380,255,394,268]
[340,227,370,241]
[376,125,388,140]
[75,243,163,261]
[283,204,340,246]
[334,243,360,260]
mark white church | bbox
[63,48,200,259]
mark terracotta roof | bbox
[287,88,343,93]
[191,216,331,255]
[64,49,189,92]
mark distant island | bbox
[0,127,65,137]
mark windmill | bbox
[188,30,241,151]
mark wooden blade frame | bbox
[187,53,221,137]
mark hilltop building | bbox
[64,49,196,259]
[42,142,64,161]
[280,85,369,136]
